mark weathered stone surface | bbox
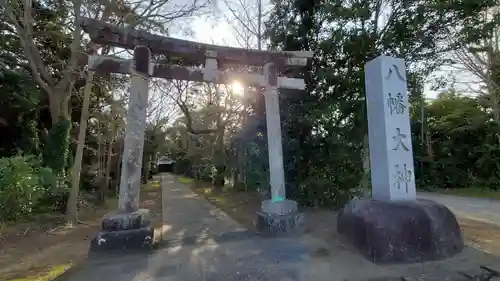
[86,57,307,90]
[261,199,297,216]
[80,17,312,67]
[256,211,305,237]
[365,55,416,201]
[117,47,150,212]
[263,63,287,203]
[89,225,154,252]
[90,209,154,252]
[101,209,152,232]
[337,198,464,263]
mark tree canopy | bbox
[2,0,500,222]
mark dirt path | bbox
[459,217,500,256]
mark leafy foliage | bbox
[3,0,500,223]
[244,0,500,207]
[165,0,500,208]
[0,68,41,157]
[43,117,71,174]
[0,156,48,221]
[414,91,500,191]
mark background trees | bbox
[2,0,500,223]
[0,0,211,222]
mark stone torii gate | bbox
[81,18,311,250]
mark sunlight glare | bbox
[230,81,245,96]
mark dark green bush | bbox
[0,155,42,221]
[0,155,67,221]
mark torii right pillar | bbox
[255,62,304,236]
[337,55,463,263]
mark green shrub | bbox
[39,166,56,189]
[294,166,360,209]
[35,166,68,214]
[0,155,67,221]
[0,155,42,221]
[177,177,194,184]
[191,163,214,182]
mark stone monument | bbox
[337,55,464,263]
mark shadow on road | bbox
[55,174,310,281]
[53,175,500,281]
[55,232,311,281]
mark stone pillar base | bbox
[337,198,464,263]
[256,199,305,236]
[89,208,154,253]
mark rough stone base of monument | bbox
[337,198,464,263]
[89,209,154,253]
[256,211,305,236]
[256,199,305,236]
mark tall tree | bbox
[265,0,500,206]
[448,7,500,143]
[1,0,215,222]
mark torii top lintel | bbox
[80,17,312,67]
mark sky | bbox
[170,4,479,101]
[191,19,235,47]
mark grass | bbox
[177,177,194,185]
[1,177,164,281]
[7,263,72,281]
[433,187,500,200]
[141,180,161,191]
[189,181,262,230]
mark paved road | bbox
[61,175,500,281]
[418,192,500,225]
[64,174,335,281]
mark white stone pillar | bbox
[263,63,286,202]
[364,55,416,201]
[118,46,151,212]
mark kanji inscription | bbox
[387,93,406,115]
[392,164,413,193]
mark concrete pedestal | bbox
[337,198,464,263]
[256,199,305,236]
[90,208,154,252]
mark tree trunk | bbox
[214,166,226,187]
[360,133,371,197]
[104,127,116,193]
[66,72,95,224]
[213,126,226,188]
[142,155,150,185]
[114,139,123,195]
[97,121,106,203]
[232,165,239,189]
[48,91,70,125]
[426,132,437,183]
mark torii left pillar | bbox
[90,46,154,252]
[255,62,304,236]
